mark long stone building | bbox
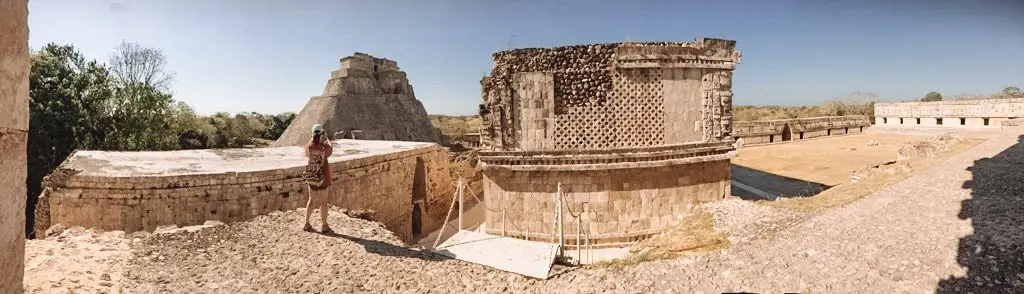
[477,38,741,247]
[1,0,29,291]
[874,98,1024,128]
[36,140,454,243]
[274,53,440,146]
[732,116,872,145]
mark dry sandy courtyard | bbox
[733,133,929,186]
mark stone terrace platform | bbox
[35,140,454,242]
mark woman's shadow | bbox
[319,230,451,262]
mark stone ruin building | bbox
[1,0,29,291]
[875,98,1024,128]
[732,116,872,145]
[35,53,459,244]
[476,38,741,247]
[274,53,440,146]
[35,140,454,243]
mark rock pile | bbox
[851,134,964,183]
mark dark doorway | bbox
[411,202,423,237]
[411,157,427,238]
[799,132,805,140]
[769,135,775,143]
[413,157,426,202]
[781,124,792,141]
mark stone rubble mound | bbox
[851,134,963,183]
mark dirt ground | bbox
[23,228,132,294]
[733,133,930,186]
[22,129,1022,293]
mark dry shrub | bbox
[734,95,876,122]
[597,207,730,267]
[430,114,483,146]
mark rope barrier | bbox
[438,178,596,264]
[431,186,461,249]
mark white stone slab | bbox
[434,230,559,279]
[63,139,435,177]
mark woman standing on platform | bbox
[302,123,334,233]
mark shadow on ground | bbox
[322,230,451,262]
[937,135,1024,292]
[730,164,831,201]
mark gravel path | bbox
[114,129,1024,293]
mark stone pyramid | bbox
[274,53,440,146]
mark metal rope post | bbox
[557,182,564,255]
[432,187,461,249]
[457,178,464,231]
[576,216,582,265]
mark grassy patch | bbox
[761,139,982,212]
[594,208,731,268]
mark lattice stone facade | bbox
[477,38,741,247]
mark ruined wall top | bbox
[733,116,872,137]
[340,52,401,73]
[479,38,740,153]
[875,98,1024,107]
[875,98,1024,118]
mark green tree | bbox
[26,42,196,236]
[109,41,174,91]
[922,91,943,102]
[1002,86,1024,98]
[26,43,116,236]
[101,42,185,151]
[267,112,296,140]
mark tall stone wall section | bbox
[732,116,872,145]
[477,39,741,247]
[275,53,440,147]
[482,153,732,247]
[37,144,453,243]
[874,98,1024,128]
[480,40,740,151]
[0,0,29,291]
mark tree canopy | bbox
[1002,86,1023,98]
[24,42,295,237]
[922,91,943,102]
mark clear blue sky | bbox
[27,0,1024,116]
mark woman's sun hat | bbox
[311,123,324,134]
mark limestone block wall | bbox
[37,141,453,243]
[732,116,871,145]
[482,158,731,248]
[874,98,1024,128]
[1,0,29,291]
